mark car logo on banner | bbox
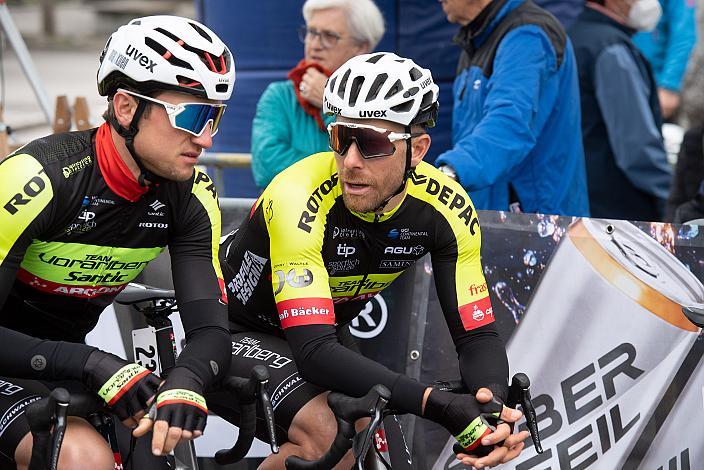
[349,294,388,339]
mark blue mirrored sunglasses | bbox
[118,88,227,137]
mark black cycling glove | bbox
[424,389,504,456]
[154,367,208,434]
[83,350,160,421]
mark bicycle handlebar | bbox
[285,384,391,470]
[214,365,279,465]
[447,373,543,456]
[287,373,543,469]
[26,388,105,470]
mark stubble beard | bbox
[341,169,403,213]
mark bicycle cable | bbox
[122,434,137,469]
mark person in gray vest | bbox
[569,0,672,221]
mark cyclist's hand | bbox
[83,349,159,423]
[139,367,207,456]
[455,387,530,468]
[424,388,508,457]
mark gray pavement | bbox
[2,1,194,147]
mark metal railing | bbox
[198,152,252,196]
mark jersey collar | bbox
[350,190,408,223]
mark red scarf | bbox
[288,60,332,131]
[95,122,149,202]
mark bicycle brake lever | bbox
[257,377,279,454]
[351,392,388,465]
[510,373,543,454]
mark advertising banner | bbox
[424,213,704,470]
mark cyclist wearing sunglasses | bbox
[0,16,234,468]
[216,53,528,469]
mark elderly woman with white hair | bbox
[251,0,385,189]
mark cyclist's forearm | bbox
[457,329,509,402]
[0,325,95,380]
[178,298,232,388]
[286,325,427,415]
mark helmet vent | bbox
[403,87,419,99]
[384,79,403,99]
[216,84,229,93]
[349,76,364,107]
[391,100,413,113]
[145,37,193,70]
[189,22,213,43]
[328,76,337,93]
[419,91,434,110]
[366,53,385,64]
[409,67,422,81]
[155,27,180,43]
[176,75,204,90]
[337,69,351,99]
[366,73,388,102]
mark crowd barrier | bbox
[97,199,703,467]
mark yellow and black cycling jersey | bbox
[0,124,227,342]
[222,151,494,338]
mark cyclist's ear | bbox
[410,132,431,167]
[112,91,140,127]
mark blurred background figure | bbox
[533,0,585,29]
[666,125,704,222]
[249,0,385,189]
[434,0,589,216]
[633,0,697,121]
[569,0,672,221]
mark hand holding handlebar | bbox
[214,365,279,465]
[82,349,159,424]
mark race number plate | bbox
[132,326,161,374]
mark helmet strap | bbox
[370,125,413,214]
[106,98,161,187]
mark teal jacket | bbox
[251,81,335,189]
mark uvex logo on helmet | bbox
[125,45,156,73]
[359,110,387,118]
[326,101,342,114]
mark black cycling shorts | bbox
[0,377,46,467]
[206,331,328,445]
[0,378,169,469]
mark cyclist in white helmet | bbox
[216,52,528,469]
[0,16,234,468]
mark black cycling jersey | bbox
[221,152,509,416]
[0,124,229,388]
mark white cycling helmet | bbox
[323,52,439,127]
[97,15,235,100]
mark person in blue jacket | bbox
[435,0,590,216]
[633,0,697,120]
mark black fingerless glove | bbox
[155,367,208,434]
[424,389,503,456]
[83,350,160,420]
